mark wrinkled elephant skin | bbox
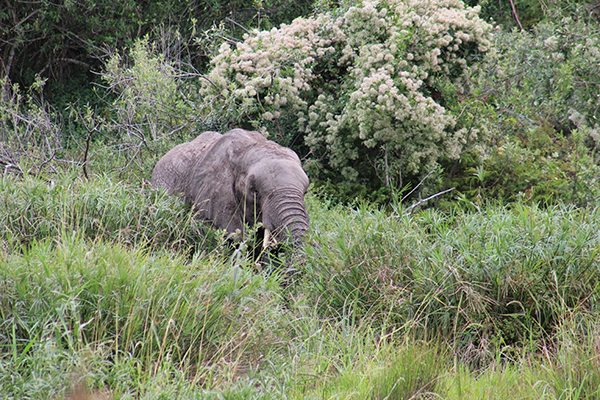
[152,129,310,247]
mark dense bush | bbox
[71,0,600,207]
[6,0,599,207]
[447,16,600,206]
[200,0,492,199]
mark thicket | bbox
[91,0,600,205]
[447,15,600,206]
[3,0,600,206]
[1,0,313,87]
[0,0,314,147]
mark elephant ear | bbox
[186,134,245,237]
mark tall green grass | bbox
[2,172,600,398]
[0,236,289,398]
[0,170,218,254]
[303,197,600,364]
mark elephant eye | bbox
[248,182,258,194]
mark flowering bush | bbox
[201,0,492,196]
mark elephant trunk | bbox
[263,188,309,247]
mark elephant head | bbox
[151,129,310,249]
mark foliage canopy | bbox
[0,0,314,106]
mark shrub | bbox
[93,37,240,179]
[0,77,64,177]
[488,20,600,135]
[447,17,600,206]
[201,0,492,198]
[102,38,200,142]
[96,38,202,178]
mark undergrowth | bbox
[1,172,600,398]
[304,197,600,366]
[0,170,220,254]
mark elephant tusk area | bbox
[263,227,277,249]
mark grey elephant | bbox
[151,128,310,250]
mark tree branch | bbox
[39,58,92,76]
[507,0,524,31]
[404,187,455,215]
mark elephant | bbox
[151,128,310,253]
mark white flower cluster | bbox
[202,0,491,184]
[203,15,346,123]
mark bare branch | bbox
[213,34,240,45]
[404,187,456,215]
[507,0,524,31]
[402,170,435,202]
[39,58,93,77]
[225,17,250,34]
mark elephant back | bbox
[151,131,221,195]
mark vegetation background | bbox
[2,0,600,398]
